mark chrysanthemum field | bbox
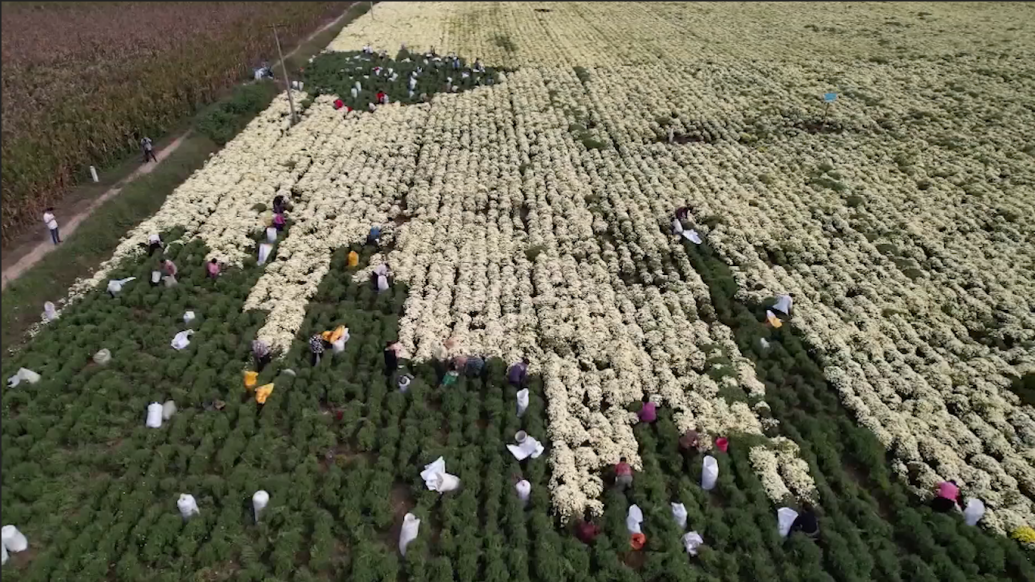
[3,3,1034,581]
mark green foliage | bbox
[493,34,518,53]
[300,50,510,113]
[195,81,279,145]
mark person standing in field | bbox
[43,207,60,244]
[140,135,157,163]
[384,341,400,378]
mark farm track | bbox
[0,4,359,291]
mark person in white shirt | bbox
[147,233,163,256]
[43,208,60,244]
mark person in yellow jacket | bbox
[347,250,359,268]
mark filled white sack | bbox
[626,504,644,535]
[43,301,59,322]
[258,243,274,265]
[1,525,28,553]
[515,480,532,508]
[507,432,545,461]
[171,330,193,350]
[162,401,177,420]
[701,455,719,491]
[682,531,704,556]
[399,513,420,556]
[7,368,41,388]
[253,490,269,523]
[183,311,196,324]
[773,294,793,315]
[94,349,112,365]
[777,507,799,538]
[671,502,688,530]
[420,457,461,493]
[963,498,986,526]
[146,402,164,429]
[516,389,529,417]
[266,227,277,243]
[178,494,199,519]
[331,329,350,353]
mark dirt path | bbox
[1,133,190,290]
[0,5,361,292]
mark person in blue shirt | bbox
[367,225,381,248]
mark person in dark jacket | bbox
[789,505,819,539]
[384,341,400,378]
[508,357,530,387]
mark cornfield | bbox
[0,1,348,244]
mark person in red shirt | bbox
[333,98,344,110]
[614,457,633,492]
[376,91,387,105]
[574,515,600,544]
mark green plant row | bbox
[299,49,508,114]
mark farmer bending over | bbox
[252,340,272,372]
[614,457,634,492]
[931,480,963,513]
[309,334,327,366]
[147,233,164,256]
[206,258,221,279]
[508,358,530,388]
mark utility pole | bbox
[271,24,297,126]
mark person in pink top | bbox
[932,480,962,512]
[206,258,221,279]
[639,400,657,424]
